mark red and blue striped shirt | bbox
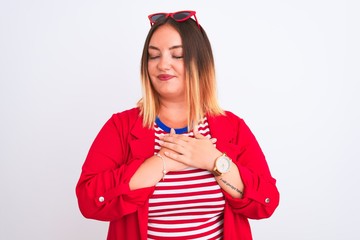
[148,118,225,239]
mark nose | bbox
[157,55,171,70]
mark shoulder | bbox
[105,107,143,131]
[112,107,141,122]
[207,110,245,126]
[206,110,247,138]
[223,110,243,121]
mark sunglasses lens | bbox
[150,14,166,23]
[148,11,199,28]
[173,12,191,21]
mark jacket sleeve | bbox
[75,112,155,221]
[218,113,280,219]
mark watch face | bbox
[216,156,231,173]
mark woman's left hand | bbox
[159,127,222,171]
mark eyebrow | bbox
[148,45,183,51]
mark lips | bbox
[158,74,174,81]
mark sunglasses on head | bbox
[148,10,200,29]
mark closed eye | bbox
[149,55,160,60]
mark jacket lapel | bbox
[129,115,155,159]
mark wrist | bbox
[212,152,232,176]
[155,153,167,181]
[207,149,222,171]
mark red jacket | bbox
[76,108,279,239]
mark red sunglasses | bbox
[148,10,200,29]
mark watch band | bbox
[212,167,223,176]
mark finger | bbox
[164,151,187,164]
[170,128,176,135]
[210,138,217,144]
[162,134,191,143]
[164,151,178,159]
[193,126,205,139]
[159,140,186,154]
[160,136,189,150]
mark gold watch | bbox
[212,153,231,176]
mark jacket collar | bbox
[129,112,155,159]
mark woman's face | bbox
[147,24,186,102]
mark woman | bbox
[76,10,279,239]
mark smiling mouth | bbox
[158,74,174,81]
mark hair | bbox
[137,15,224,129]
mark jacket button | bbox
[99,196,105,202]
[265,198,270,204]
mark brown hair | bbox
[138,16,224,129]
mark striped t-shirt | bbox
[148,117,225,239]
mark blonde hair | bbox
[138,17,224,129]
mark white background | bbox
[1,0,359,239]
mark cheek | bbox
[174,62,185,74]
[147,63,157,84]
[147,62,155,74]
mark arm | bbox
[75,112,155,221]
[155,113,279,219]
[216,114,280,219]
[214,161,244,198]
[159,127,245,198]
[129,149,189,190]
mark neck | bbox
[158,100,188,129]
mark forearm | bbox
[129,155,164,190]
[214,161,244,198]
[76,161,155,221]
